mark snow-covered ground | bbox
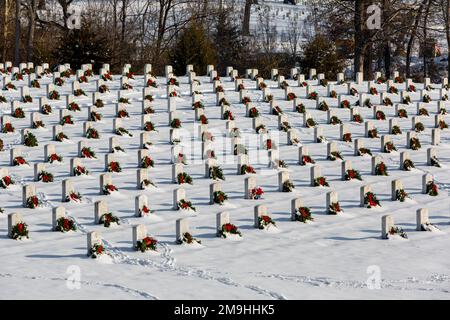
[1,70,450,299]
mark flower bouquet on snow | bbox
[10,222,29,240]
[55,217,77,232]
[136,236,158,252]
[258,215,276,230]
[100,212,120,228]
[218,223,242,238]
[176,232,201,245]
[177,199,196,212]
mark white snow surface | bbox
[1,72,450,300]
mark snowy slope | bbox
[0,71,450,300]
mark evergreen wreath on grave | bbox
[396,189,409,202]
[32,120,45,129]
[117,109,130,118]
[13,156,28,166]
[2,122,15,133]
[144,105,155,114]
[426,181,439,196]
[49,90,60,100]
[60,115,74,125]
[282,180,295,192]
[388,226,408,239]
[403,96,412,104]
[296,103,305,113]
[167,77,179,86]
[118,97,130,104]
[219,97,230,106]
[414,122,425,132]
[237,83,245,91]
[318,101,329,111]
[90,111,103,122]
[73,165,89,176]
[86,127,100,139]
[329,202,342,214]
[147,79,158,88]
[286,92,297,101]
[442,94,449,101]
[67,102,80,112]
[369,87,378,95]
[329,116,342,125]
[276,160,288,168]
[242,96,251,104]
[240,164,256,175]
[409,137,421,150]
[0,95,7,103]
[26,195,41,208]
[136,236,158,252]
[66,192,82,203]
[403,159,415,171]
[98,85,109,93]
[170,118,182,129]
[394,76,404,84]
[391,125,402,135]
[248,107,260,118]
[294,207,314,223]
[342,132,352,142]
[328,151,344,161]
[102,184,118,195]
[141,179,156,189]
[368,128,378,138]
[407,84,416,92]
[3,82,16,90]
[306,118,317,128]
[388,86,398,94]
[350,87,358,96]
[199,114,209,125]
[176,152,187,164]
[218,223,242,238]
[329,90,337,98]
[81,147,96,158]
[430,156,441,168]
[13,107,25,118]
[364,98,373,108]
[30,80,40,88]
[382,98,393,106]
[48,153,63,163]
[177,232,201,245]
[316,135,327,143]
[308,91,318,100]
[439,120,448,129]
[223,110,235,120]
[384,141,397,153]
[74,89,87,97]
[439,107,447,115]
[209,166,225,181]
[319,79,328,87]
[258,215,276,229]
[13,73,23,80]
[272,105,283,115]
[255,124,266,134]
[265,139,273,150]
[301,155,315,165]
[345,169,362,181]
[280,81,289,90]
[376,110,386,120]
[144,94,154,102]
[141,156,154,168]
[364,192,381,208]
[280,121,291,132]
[192,101,205,110]
[375,162,389,175]
[418,107,429,116]
[10,222,29,240]
[177,199,196,211]
[22,95,33,103]
[0,175,14,188]
[107,161,122,173]
[213,191,228,205]
[100,212,120,228]
[352,114,364,123]
[422,94,431,103]
[177,172,193,185]
[79,75,88,83]
[140,205,153,216]
[23,132,38,147]
[299,81,308,87]
[115,127,133,137]
[216,85,224,92]
[54,77,65,86]
[55,217,77,232]
[314,176,329,187]
[397,108,408,118]
[340,100,350,108]
[38,170,54,183]
[249,187,264,200]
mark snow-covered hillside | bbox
[1,65,450,299]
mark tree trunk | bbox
[354,0,366,79]
[242,0,253,36]
[406,2,424,78]
[1,0,9,61]
[13,0,20,66]
[423,0,431,78]
[384,43,391,78]
[445,0,450,83]
[26,0,37,61]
